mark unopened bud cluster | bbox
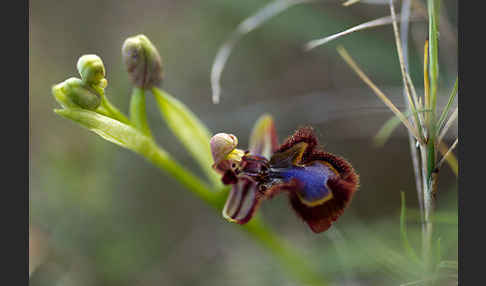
[53,54,107,110]
[53,34,164,112]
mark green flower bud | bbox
[77,54,106,86]
[122,34,163,89]
[52,77,101,110]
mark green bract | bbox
[52,77,101,110]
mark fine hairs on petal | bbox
[278,127,359,233]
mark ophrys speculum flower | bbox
[211,116,359,233]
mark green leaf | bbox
[55,108,154,153]
[428,0,440,120]
[152,87,222,188]
[374,109,431,147]
[373,114,403,147]
[400,192,420,264]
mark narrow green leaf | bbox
[374,115,403,147]
[400,192,420,264]
[374,109,431,147]
[152,87,222,188]
[428,0,440,123]
[437,77,458,136]
[55,108,154,153]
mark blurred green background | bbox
[29,0,457,285]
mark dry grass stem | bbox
[438,107,458,143]
[305,14,422,51]
[337,46,422,143]
[342,0,360,6]
[438,138,458,173]
[389,0,423,139]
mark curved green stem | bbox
[141,140,327,286]
[142,140,223,208]
[244,219,328,286]
[130,88,153,138]
[100,95,131,125]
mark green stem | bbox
[244,219,327,286]
[140,139,327,286]
[422,1,440,280]
[420,140,438,278]
[100,95,131,125]
[428,0,440,126]
[130,87,153,138]
[140,139,223,208]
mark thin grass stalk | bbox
[336,46,422,143]
[389,0,423,140]
[398,0,425,235]
[405,73,426,128]
[428,0,440,125]
[438,107,457,143]
[437,77,458,134]
[305,14,422,51]
[437,138,458,170]
[421,1,441,276]
[438,139,458,176]
[423,40,431,127]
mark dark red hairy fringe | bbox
[278,127,360,233]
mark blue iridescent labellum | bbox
[210,117,359,233]
[271,161,337,207]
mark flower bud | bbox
[77,54,106,86]
[52,77,101,110]
[210,133,239,164]
[122,34,163,89]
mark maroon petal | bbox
[275,126,318,162]
[222,177,264,224]
[289,192,335,233]
[274,127,359,233]
[288,155,359,233]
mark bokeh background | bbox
[29,0,458,285]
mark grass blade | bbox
[337,46,422,143]
[210,0,312,104]
[389,0,422,138]
[428,0,440,121]
[374,109,431,147]
[437,77,458,135]
[342,0,360,6]
[305,14,421,50]
[400,192,421,264]
[438,107,457,143]
[438,138,458,175]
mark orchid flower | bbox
[210,115,359,233]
